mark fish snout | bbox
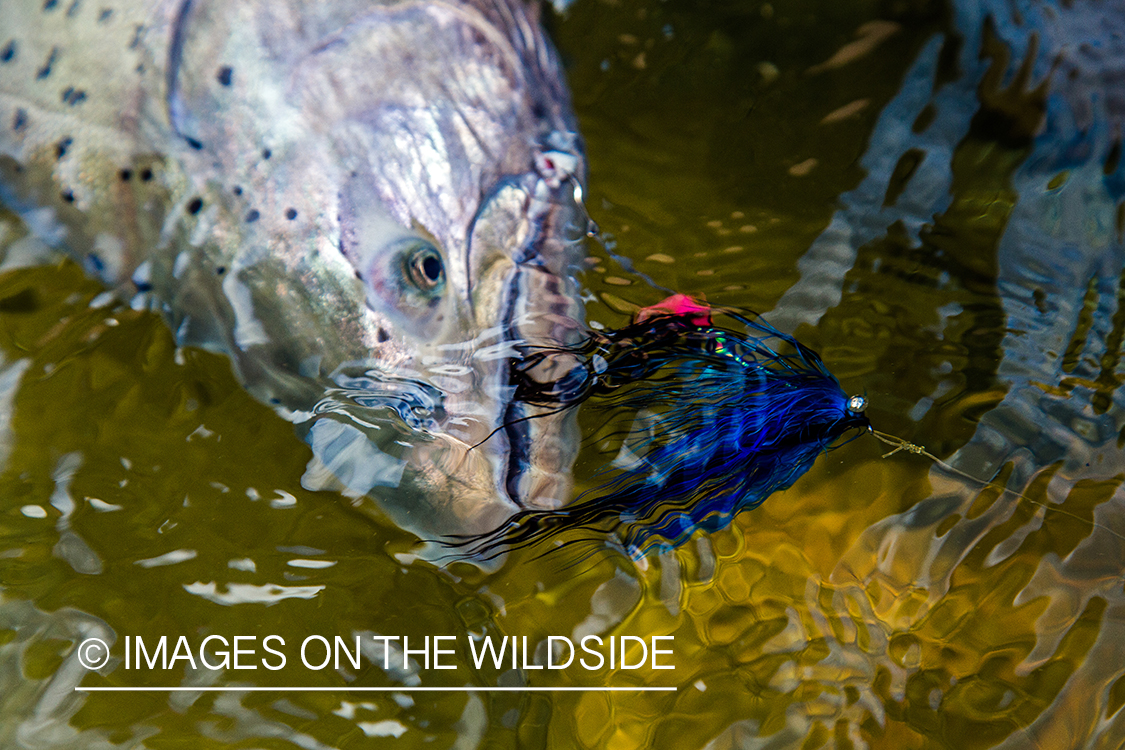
[466,146,588,510]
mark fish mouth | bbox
[469,165,587,512]
[498,263,584,511]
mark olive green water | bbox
[2,0,1124,748]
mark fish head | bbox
[156,0,588,542]
[0,0,588,547]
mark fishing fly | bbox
[449,294,1125,562]
[451,296,872,559]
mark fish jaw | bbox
[467,148,589,512]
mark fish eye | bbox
[403,242,445,292]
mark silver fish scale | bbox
[0,0,588,546]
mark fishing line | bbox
[867,428,1125,545]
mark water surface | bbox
[2,0,1124,748]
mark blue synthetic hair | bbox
[451,309,869,559]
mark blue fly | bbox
[452,298,870,558]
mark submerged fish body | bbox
[0,0,586,541]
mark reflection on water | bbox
[2,0,1125,748]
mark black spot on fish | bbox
[55,137,72,160]
[37,47,59,79]
[0,40,16,63]
[285,208,297,220]
[61,190,75,203]
[119,168,132,181]
[184,136,203,150]
[376,327,390,343]
[140,168,153,181]
[245,209,260,223]
[187,196,203,215]
[232,186,242,196]
[97,7,113,23]
[85,252,104,273]
[216,66,232,86]
[43,0,59,11]
[61,87,87,106]
[12,108,27,131]
[130,23,143,49]
[261,148,271,160]
[215,266,226,275]
[66,0,80,17]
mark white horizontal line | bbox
[76,686,676,692]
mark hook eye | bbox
[846,394,867,414]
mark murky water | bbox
[2,0,1124,748]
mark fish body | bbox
[0,0,586,541]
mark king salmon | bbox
[0,0,587,546]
